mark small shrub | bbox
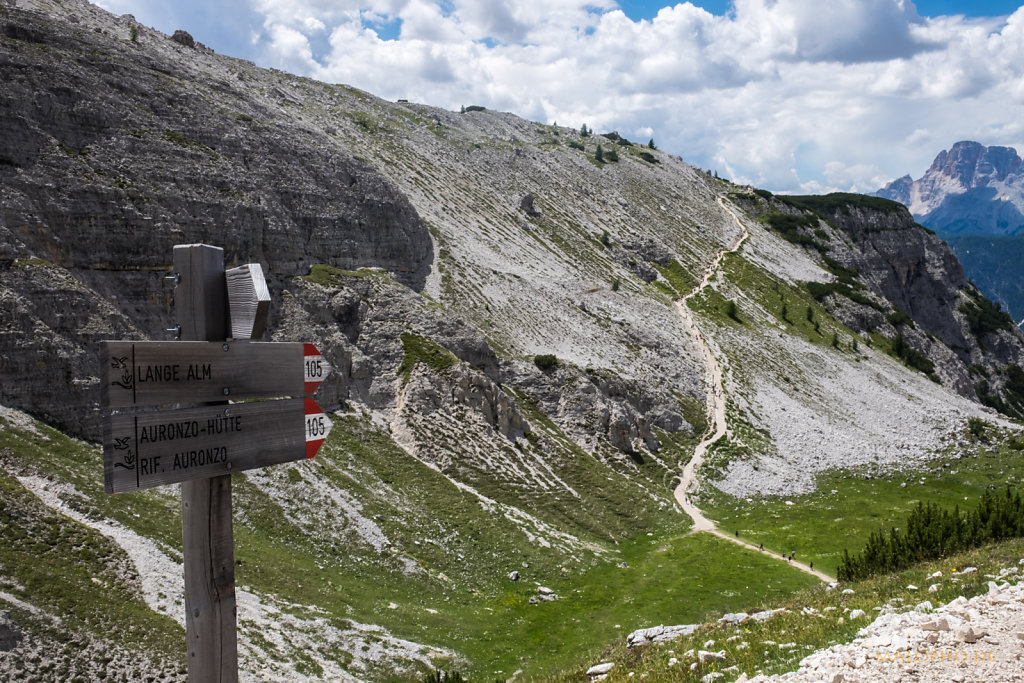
[352,112,375,131]
[822,256,859,285]
[462,105,486,113]
[891,333,936,377]
[595,144,604,163]
[129,25,138,42]
[604,148,619,162]
[534,354,558,371]
[967,417,988,441]
[764,212,824,251]
[886,309,914,327]
[599,230,611,247]
[960,295,1014,337]
[421,670,466,683]
[568,140,584,151]
[754,188,773,199]
[611,278,621,292]
[726,300,741,322]
[638,151,659,164]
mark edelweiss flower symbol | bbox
[110,356,134,390]
[112,437,136,470]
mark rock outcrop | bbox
[810,200,1024,401]
[731,191,1024,409]
[1,0,432,434]
[875,141,1024,320]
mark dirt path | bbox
[673,197,835,584]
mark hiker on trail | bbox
[758,543,763,551]
[735,530,739,538]
[810,561,814,571]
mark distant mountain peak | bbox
[875,141,1024,222]
[927,140,1022,188]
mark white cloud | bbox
[304,17,327,32]
[240,0,1024,192]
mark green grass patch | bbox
[477,532,819,678]
[398,332,458,380]
[779,193,906,217]
[651,280,677,299]
[0,470,183,665]
[709,252,863,352]
[653,260,695,297]
[12,257,53,268]
[700,410,774,483]
[702,432,1024,577]
[544,536,1024,683]
[302,263,383,287]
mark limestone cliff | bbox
[875,141,1024,321]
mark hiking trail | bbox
[673,197,835,583]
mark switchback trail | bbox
[672,197,835,584]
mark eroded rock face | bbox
[802,202,1024,401]
[0,261,143,436]
[0,14,432,284]
[0,2,432,435]
[825,206,971,346]
[0,611,23,652]
[875,141,1024,321]
[508,361,691,457]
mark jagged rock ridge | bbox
[875,140,1024,321]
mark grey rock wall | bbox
[0,3,432,435]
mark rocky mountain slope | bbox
[875,141,1024,322]
[2,0,1024,680]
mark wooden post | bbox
[173,244,238,683]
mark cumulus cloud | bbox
[238,0,1024,192]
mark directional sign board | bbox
[103,397,332,493]
[101,341,331,408]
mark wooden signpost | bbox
[100,341,328,408]
[100,244,332,682]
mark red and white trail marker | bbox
[304,397,332,459]
[303,344,331,397]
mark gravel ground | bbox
[748,564,1024,683]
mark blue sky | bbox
[95,1,1024,193]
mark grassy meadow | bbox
[2,407,1023,681]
